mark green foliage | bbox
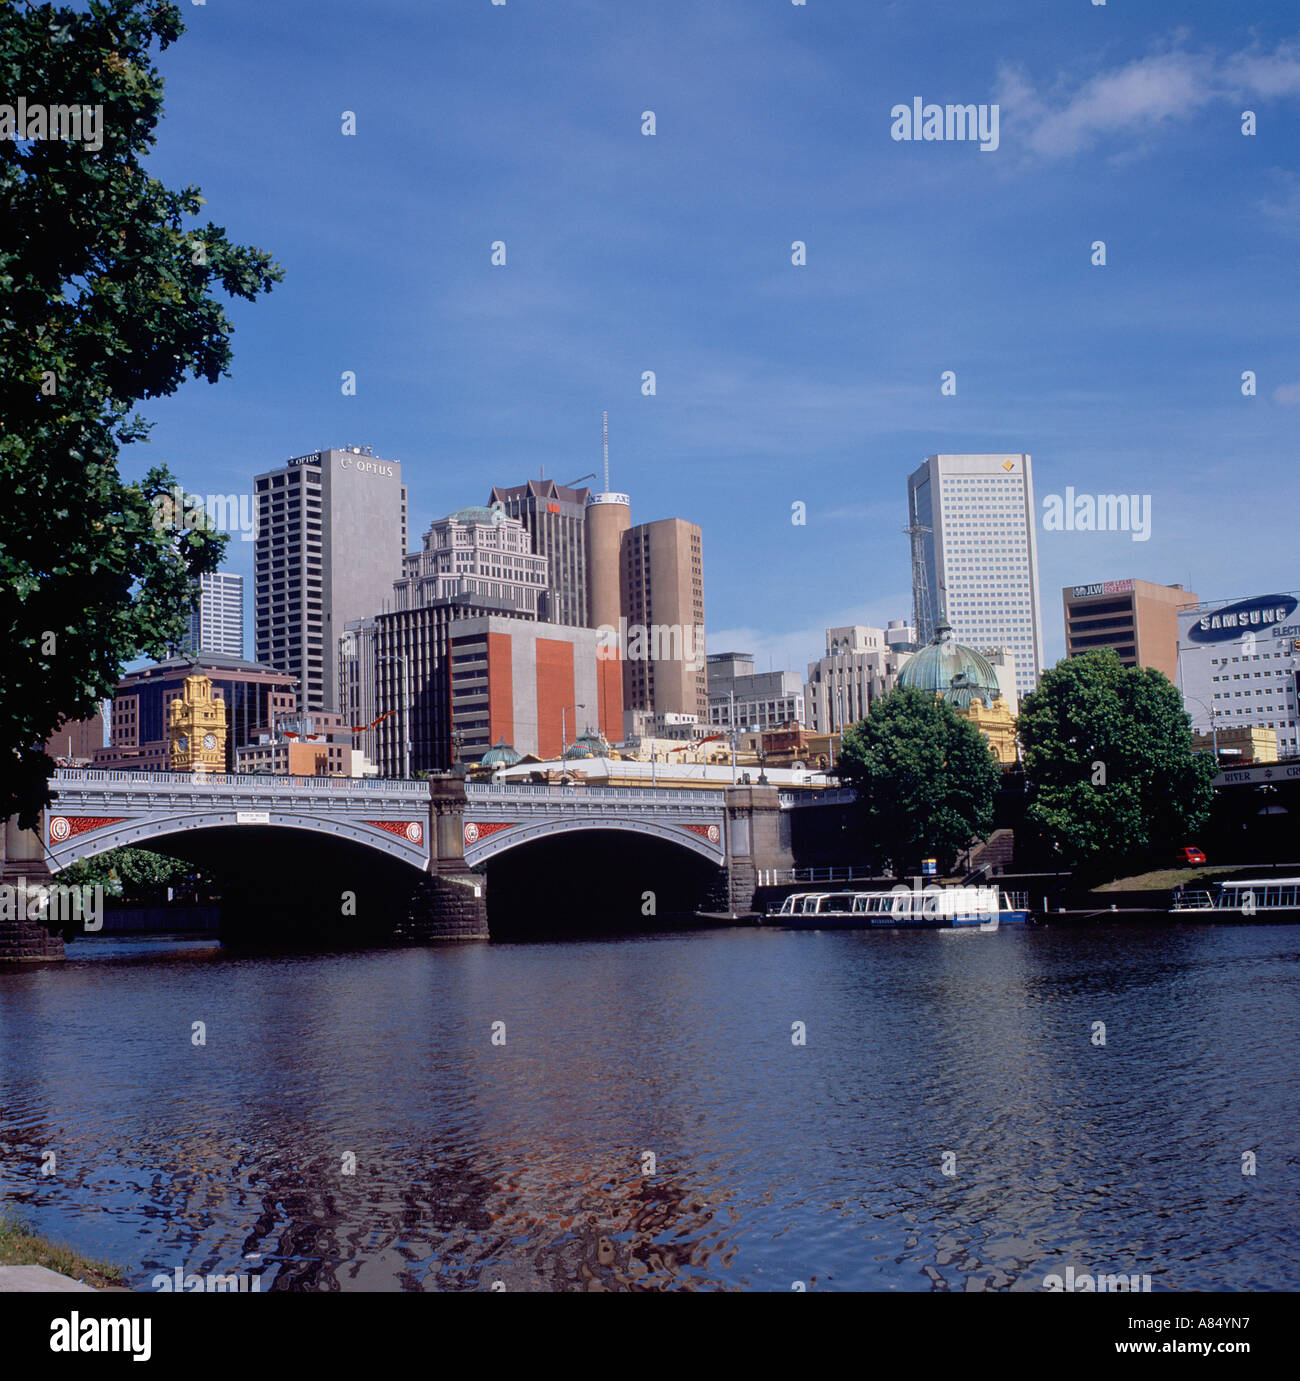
[58,845,209,901]
[1016,650,1217,878]
[1,1,281,825]
[837,686,1001,876]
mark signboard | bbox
[921,857,938,878]
[1214,762,1300,788]
[1185,595,1298,644]
[1072,579,1134,599]
[236,810,271,825]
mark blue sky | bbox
[123,0,1300,675]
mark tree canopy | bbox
[837,686,1001,877]
[1,0,281,825]
[1016,650,1216,878]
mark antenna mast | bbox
[904,487,933,644]
[602,410,610,491]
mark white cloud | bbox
[998,40,1300,161]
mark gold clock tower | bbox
[169,674,228,773]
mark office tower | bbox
[446,617,617,763]
[1063,579,1197,680]
[255,446,407,712]
[1177,591,1300,758]
[184,571,245,657]
[621,517,707,723]
[906,453,1044,698]
[706,653,805,731]
[803,626,910,735]
[487,478,591,626]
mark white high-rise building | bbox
[184,571,245,658]
[906,454,1044,698]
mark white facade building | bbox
[803,626,910,734]
[706,653,805,731]
[1177,592,1300,758]
[906,454,1045,698]
[184,571,244,658]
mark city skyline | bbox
[108,0,1300,679]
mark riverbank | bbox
[0,1211,124,1289]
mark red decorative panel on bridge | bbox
[364,820,424,846]
[682,824,722,844]
[48,816,126,844]
[463,822,516,845]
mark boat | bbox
[766,885,1031,930]
[1169,877,1300,922]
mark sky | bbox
[120,0,1300,676]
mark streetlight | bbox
[1181,692,1219,760]
[375,651,411,779]
[560,702,585,764]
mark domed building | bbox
[480,740,522,770]
[564,728,613,760]
[897,616,1018,765]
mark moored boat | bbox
[1169,877,1300,922]
[766,885,1031,930]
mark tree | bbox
[1016,650,1217,879]
[1,1,281,826]
[59,845,212,903]
[837,687,1001,877]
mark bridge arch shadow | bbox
[57,823,429,947]
[481,828,726,939]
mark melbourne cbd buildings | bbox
[907,454,1045,698]
[329,452,705,775]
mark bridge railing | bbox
[466,782,726,805]
[52,768,429,795]
[756,865,880,886]
[778,787,858,808]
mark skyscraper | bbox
[1063,578,1196,680]
[906,454,1044,698]
[621,517,707,722]
[184,571,245,658]
[486,478,591,626]
[255,446,407,712]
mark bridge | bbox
[2,769,800,959]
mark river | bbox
[2,922,1297,1291]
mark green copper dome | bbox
[447,505,501,525]
[897,617,1003,709]
[481,740,522,768]
[564,729,610,759]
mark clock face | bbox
[203,733,217,750]
[176,735,189,752]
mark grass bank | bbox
[1093,865,1260,893]
[0,1210,124,1288]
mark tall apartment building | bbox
[906,454,1045,698]
[184,571,245,658]
[1177,591,1300,758]
[1063,578,1196,681]
[706,653,805,731]
[803,626,911,734]
[487,478,591,626]
[620,517,707,724]
[254,447,407,712]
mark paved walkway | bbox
[0,1264,96,1291]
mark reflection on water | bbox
[2,925,1299,1290]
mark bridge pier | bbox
[723,785,793,917]
[397,776,489,942]
[0,818,65,963]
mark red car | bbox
[1177,845,1207,866]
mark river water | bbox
[2,923,1298,1291]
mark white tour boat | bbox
[768,885,1031,930]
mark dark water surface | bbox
[2,924,1298,1291]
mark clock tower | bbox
[169,674,228,773]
